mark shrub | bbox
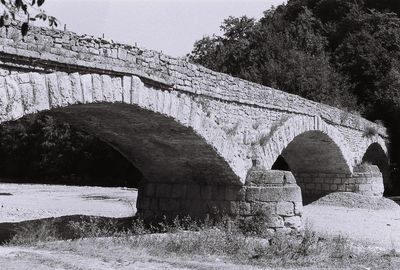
[363,126,378,138]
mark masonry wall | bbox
[0,24,386,139]
[296,164,384,200]
[137,169,303,233]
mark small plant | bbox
[9,29,21,45]
[8,219,58,245]
[68,216,120,239]
[225,122,240,136]
[252,119,263,130]
[259,133,270,147]
[339,110,350,125]
[363,126,378,138]
[329,235,350,260]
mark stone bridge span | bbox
[0,24,390,232]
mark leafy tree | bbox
[0,113,142,187]
[0,0,57,36]
[189,0,400,194]
[188,5,357,109]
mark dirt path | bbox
[0,246,275,270]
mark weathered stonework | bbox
[296,164,384,201]
[137,169,302,232]
[0,24,391,230]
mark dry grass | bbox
[5,215,400,269]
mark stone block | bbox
[265,215,284,228]
[246,187,260,202]
[159,198,170,211]
[345,184,355,192]
[186,184,201,199]
[156,184,172,198]
[150,198,158,210]
[112,77,123,102]
[171,184,186,199]
[246,170,296,186]
[346,178,355,184]
[284,216,302,228]
[259,187,284,202]
[46,73,61,107]
[161,199,180,212]
[236,188,246,201]
[251,202,276,215]
[69,73,84,104]
[118,48,128,60]
[315,183,322,191]
[138,197,150,210]
[276,202,294,216]
[145,183,156,197]
[284,172,296,184]
[333,178,342,184]
[200,185,212,200]
[294,201,303,215]
[92,74,103,102]
[57,73,73,105]
[284,186,302,202]
[101,75,114,102]
[225,186,240,201]
[191,200,206,214]
[306,183,315,190]
[275,227,292,234]
[211,185,225,201]
[229,201,239,215]
[322,184,330,191]
[239,202,251,216]
[357,184,372,192]
[80,74,94,103]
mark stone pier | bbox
[137,168,303,232]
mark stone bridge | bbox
[0,24,390,232]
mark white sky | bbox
[42,0,286,57]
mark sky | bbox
[41,0,286,57]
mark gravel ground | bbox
[310,192,399,210]
[0,186,399,269]
[304,192,400,250]
[0,183,137,222]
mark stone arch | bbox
[357,136,388,165]
[261,115,354,203]
[0,71,243,183]
[261,115,353,173]
[361,142,390,189]
[0,71,246,220]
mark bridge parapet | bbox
[0,23,386,138]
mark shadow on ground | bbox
[0,215,135,244]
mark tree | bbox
[188,6,357,109]
[0,0,57,36]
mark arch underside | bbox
[45,103,240,186]
[362,142,390,186]
[273,130,353,203]
[282,131,351,174]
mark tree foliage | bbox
[0,114,141,187]
[0,0,57,36]
[189,0,400,194]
